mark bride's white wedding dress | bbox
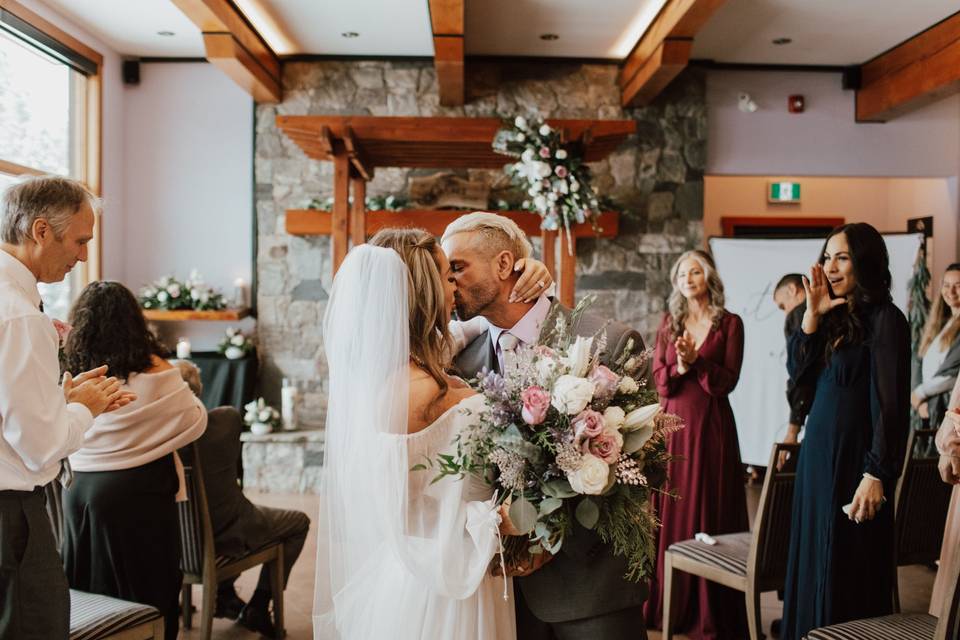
[314,244,516,640]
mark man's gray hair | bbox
[441,211,532,261]
[172,359,203,398]
[1,175,100,245]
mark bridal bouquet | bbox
[424,304,682,581]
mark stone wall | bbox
[254,61,705,427]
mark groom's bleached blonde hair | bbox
[441,211,532,262]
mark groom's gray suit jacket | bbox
[454,302,649,624]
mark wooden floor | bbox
[181,487,937,639]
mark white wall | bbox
[707,70,960,178]
[17,0,126,278]
[122,62,254,348]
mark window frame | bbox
[0,0,103,283]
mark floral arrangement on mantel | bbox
[244,397,281,435]
[493,115,601,240]
[139,269,226,312]
[218,327,254,360]
[308,194,409,211]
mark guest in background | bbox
[646,249,748,640]
[912,263,960,429]
[930,374,960,616]
[174,360,311,637]
[781,223,910,640]
[61,282,207,640]
[0,176,132,639]
[773,273,814,469]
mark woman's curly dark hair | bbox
[63,281,165,381]
[817,222,892,361]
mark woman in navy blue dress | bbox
[781,223,910,639]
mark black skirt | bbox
[62,454,182,640]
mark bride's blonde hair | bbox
[369,228,452,404]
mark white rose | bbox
[564,336,593,377]
[516,132,525,142]
[555,149,568,160]
[539,124,552,136]
[618,376,639,394]
[190,288,201,300]
[623,403,661,432]
[533,195,547,210]
[515,115,527,129]
[230,334,246,346]
[167,284,181,298]
[536,162,552,178]
[225,346,244,360]
[157,290,169,303]
[528,181,542,195]
[200,292,210,304]
[547,191,558,202]
[521,148,535,163]
[536,354,561,386]
[244,400,257,413]
[567,453,610,495]
[570,181,580,193]
[258,409,272,422]
[551,375,596,415]
[603,406,626,431]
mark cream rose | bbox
[551,375,596,415]
[603,406,626,431]
[618,376,639,394]
[567,453,610,495]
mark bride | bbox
[314,227,550,640]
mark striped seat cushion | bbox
[69,590,161,640]
[666,532,751,577]
[805,613,936,639]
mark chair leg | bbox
[153,616,165,640]
[663,552,675,640]
[181,583,193,630]
[892,566,902,613]
[200,575,215,640]
[746,585,763,640]
[270,547,286,638]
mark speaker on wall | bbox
[122,59,140,85]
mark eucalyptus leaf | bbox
[543,535,563,555]
[495,425,543,463]
[509,496,538,534]
[539,497,563,516]
[534,522,551,541]
[575,498,600,530]
[623,424,654,454]
[543,479,578,499]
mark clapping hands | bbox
[674,331,698,374]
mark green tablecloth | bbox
[186,350,257,412]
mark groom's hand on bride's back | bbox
[491,550,555,578]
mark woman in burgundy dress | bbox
[645,249,749,640]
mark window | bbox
[0,1,102,320]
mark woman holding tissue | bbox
[781,223,910,640]
[646,249,748,640]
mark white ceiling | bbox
[36,0,960,66]
[693,0,959,66]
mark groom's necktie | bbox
[497,332,520,371]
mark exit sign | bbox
[769,181,801,203]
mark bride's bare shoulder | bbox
[407,370,476,434]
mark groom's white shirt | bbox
[487,295,551,371]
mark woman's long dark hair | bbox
[63,281,165,381]
[818,222,892,361]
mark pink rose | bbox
[52,319,72,346]
[588,365,619,398]
[582,427,623,464]
[555,165,568,178]
[521,386,551,425]
[572,409,604,442]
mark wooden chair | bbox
[178,443,285,639]
[893,427,954,612]
[663,442,800,640]
[805,510,960,640]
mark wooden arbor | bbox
[276,115,636,306]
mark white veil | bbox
[314,245,502,640]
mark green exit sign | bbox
[769,181,801,203]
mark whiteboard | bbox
[708,234,923,466]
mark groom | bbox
[442,212,649,640]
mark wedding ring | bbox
[537,280,545,288]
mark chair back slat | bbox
[750,442,800,587]
[896,428,952,566]
[177,449,206,576]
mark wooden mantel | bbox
[275,115,636,306]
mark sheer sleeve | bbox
[787,319,824,384]
[446,316,489,362]
[691,313,744,397]
[864,303,911,483]
[653,315,685,398]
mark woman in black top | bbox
[781,223,910,639]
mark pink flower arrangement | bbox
[588,364,620,398]
[572,408,604,441]
[539,146,551,158]
[52,319,72,347]
[584,428,623,464]
[521,386,551,425]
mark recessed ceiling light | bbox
[156,30,175,37]
[341,31,359,39]
[539,33,559,41]
[772,37,792,45]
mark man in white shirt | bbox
[0,175,133,639]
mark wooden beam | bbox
[343,127,373,181]
[541,230,557,282]
[332,153,350,271]
[856,12,960,122]
[620,39,691,107]
[558,233,576,307]
[619,0,725,106]
[172,0,281,103]
[428,0,464,106]
[349,174,367,247]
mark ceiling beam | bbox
[856,12,960,122]
[619,0,725,107]
[171,0,281,103]
[428,0,464,106]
